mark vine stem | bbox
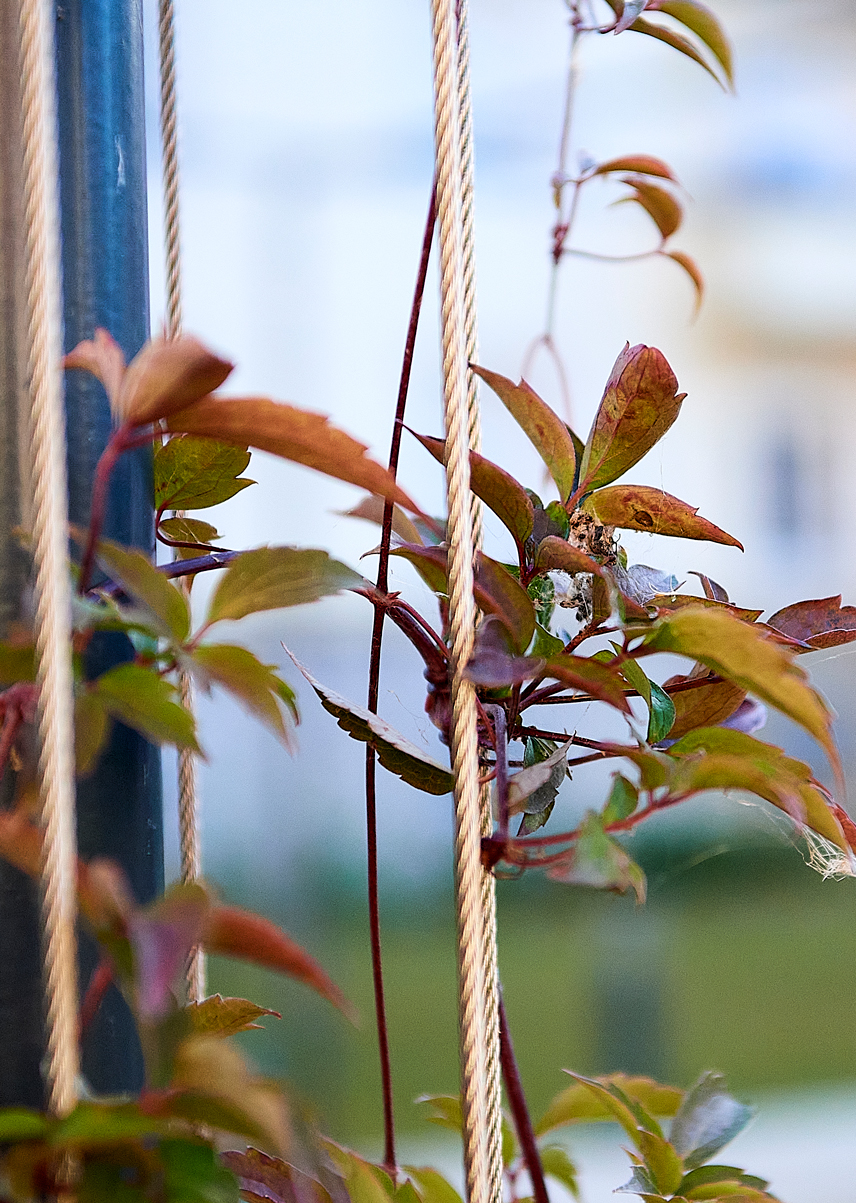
[365,185,437,1174]
[499,994,549,1203]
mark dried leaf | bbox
[285,649,453,796]
[507,741,571,816]
[206,904,353,1018]
[155,435,255,512]
[766,595,856,650]
[579,344,685,491]
[593,155,678,181]
[534,536,602,577]
[188,995,281,1038]
[95,538,191,641]
[190,644,298,749]
[409,430,535,545]
[642,607,839,773]
[471,366,577,502]
[207,547,363,625]
[90,664,202,754]
[167,396,420,512]
[583,485,742,549]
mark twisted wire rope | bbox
[158,0,204,1002]
[455,5,502,1199]
[431,3,498,1200]
[18,0,80,1119]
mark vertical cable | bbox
[455,5,503,1200]
[157,0,204,1002]
[18,0,79,1119]
[430,3,496,1201]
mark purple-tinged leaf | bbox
[409,431,535,545]
[542,655,632,713]
[721,698,767,736]
[471,366,578,502]
[465,616,543,688]
[579,344,685,491]
[130,883,210,1018]
[593,155,677,182]
[583,485,743,549]
[767,595,856,650]
[222,1149,333,1203]
[613,564,679,605]
[613,0,649,34]
[689,571,728,602]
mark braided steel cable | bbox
[455,5,503,1199]
[18,0,80,1119]
[430,3,498,1201]
[157,0,204,1002]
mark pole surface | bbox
[55,0,164,1094]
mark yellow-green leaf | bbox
[207,547,363,625]
[155,435,255,511]
[186,994,281,1038]
[536,1076,683,1135]
[190,644,298,749]
[95,538,191,641]
[91,663,201,754]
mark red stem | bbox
[499,993,550,1203]
[78,958,115,1041]
[365,184,437,1174]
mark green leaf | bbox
[190,644,298,748]
[0,641,35,686]
[160,1139,241,1203]
[560,1075,655,1143]
[642,606,840,774]
[416,1094,463,1134]
[583,485,742,549]
[95,538,191,642]
[529,623,564,659]
[670,1073,753,1171]
[635,1129,684,1196]
[403,1167,463,1203]
[547,813,646,901]
[186,994,281,1038]
[614,1165,660,1196]
[167,396,421,513]
[74,691,110,776]
[619,657,674,741]
[507,740,570,817]
[602,774,639,824]
[91,664,201,753]
[667,727,848,849]
[54,1101,172,1144]
[539,1147,579,1199]
[409,431,535,545]
[287,652,453,795]
[159,516,221,561]
[323,1145,394,1203]
[0,1107,50,1141]
[579,344,685,492]
[656,0,734,87]
[472,366,578,502]
[207,547,363,625]
[535,1075,683,1135]
[678,1164,770,1199]
[155,435,255,511]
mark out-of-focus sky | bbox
[143,0,856,879]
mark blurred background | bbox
[143,1,856,1198]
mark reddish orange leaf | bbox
[205,904,354,1020]
[579,344,685,491]
[168,396,419,512]
[542,656,632,714]
[656,0,734,87]
[534,536,602,577]
[664,250,704,310]
[593,155,678,182]
[64,328,126,407]
[767,596,856,651]
[619,178,682,240]
[583,485,743,549]
[663,673,746,740]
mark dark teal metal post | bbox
[55,0,164,1093]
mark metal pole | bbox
[0,0,45,1111]
[55,0,164,1094]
